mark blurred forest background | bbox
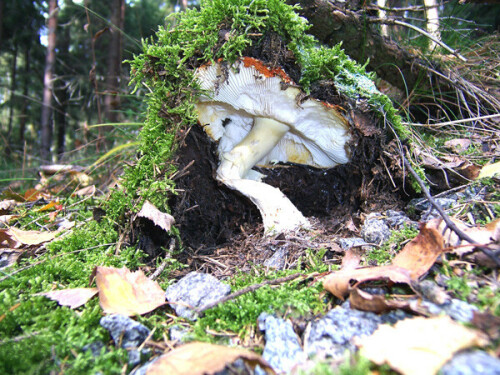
[0,0,498,188]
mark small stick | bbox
[370,18,467,61]
[402,153,500,267]
[197,272,305,314]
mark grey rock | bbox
[100,314,151,366]
[338,237,369,250]
[169,325,190,342]
[384,210,413,229]
[257,313,307,373]
[441,350,500,375]
[264,246,287,269]
[409,197,459,220]
[361,214,391,245]
[305,307,383,359]
[165,272,231,320]
[419,299,478,323]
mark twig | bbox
[401,152,500,267]
[150,238,176,280]
[370,18,467,62]
[404,113,500,128]
[197,272,305,314]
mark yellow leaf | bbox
[479,161,500,179]
[358,316,488,375]
[95,266,165,316]
[146,342,275,375]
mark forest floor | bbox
[0,123,499,374]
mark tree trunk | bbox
[40,0,58,162]
[424,0,441,50]
[19,46,30,147]
[55,25,70,160]
[6,43,18,155]
[102,0,125,147]
[0,0,4,50]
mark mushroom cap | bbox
[195,57,351,169]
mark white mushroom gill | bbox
[195,58,352,234]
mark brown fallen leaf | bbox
[324,223,447,307]
[358,316,489,375]
[0,199,17,210]
[471,311,500,340]
[137,200,175,233]
[427,218,500,256]
[72,185,96,197]
[38,288,98,309]
[349,287,410,314]
[0,249,24,268]
[95,266,166,316]
[340,247,363,271]
[0,227,58,248]
[392,224,445,279]
[322,265,411,300]
[444,138,472,152]
[146,342,275,375]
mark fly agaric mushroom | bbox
[195,57,351,234]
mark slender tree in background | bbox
[102,0,125,147]
[6,42,18,154]
[19,45,31,147]
[40,0,59,162]
[424,0,441,50]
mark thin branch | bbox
[197,273,305,314]
[370,18,467,62]
[401,152,500,267]
[403,113,500,128]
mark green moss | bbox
[0,215,148,373]
[192,270,324,342]
[366,225,419,265]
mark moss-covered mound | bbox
[120,0,414,245]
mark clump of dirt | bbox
[163,31,416,263]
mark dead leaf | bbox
[324,223,446,305]
[137,200,175,232]
[24,188,47,202]
[73,185,96,197]
[0,215,19,225]
[349,287,410,314]
[444,138,472,152]
[478,161,500,179]
[38,201,62,212]
[392,224,445,279]
[341,247,363,270]
[38,288,98,309]
[427,218,499,256]
[0,200,16,210]
[146,342,275,375]
[95,266,166,316]
[0,249,23,268]
[0,227,58,248]
[358,316,489,375]
[471,311,500,340]
[322,265,411,300]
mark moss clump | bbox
[192,270,324,342]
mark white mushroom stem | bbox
[216,117,310,234]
